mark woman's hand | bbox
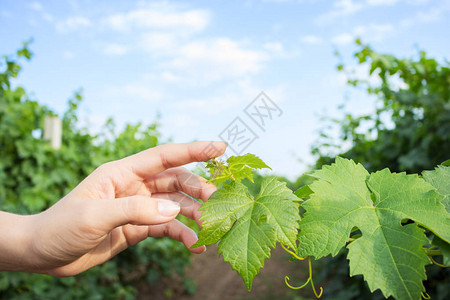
[0,141,226,276]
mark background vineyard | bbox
[0,44,192,299]
[1,41,448,299]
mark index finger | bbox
[124,141,227,178]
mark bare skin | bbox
[0,141,226,277]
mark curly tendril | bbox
[429,256,449,268]
[282,245,323,298]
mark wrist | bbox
[0,211,39,272]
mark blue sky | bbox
[1,0,449,179]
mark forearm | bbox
[0,211,35,272]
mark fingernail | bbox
[158,201,180,217]
[217,141,227,147]
[202,246,207,253]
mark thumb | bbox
[99,195,181,229]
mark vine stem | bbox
[422,247,448,267]
[281,244,306,261]
[429,256,449,268]
[423,248,441,256]
[421,292,431,299]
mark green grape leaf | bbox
[227,153,271,171]
[297,157,450,300]
[423,165,450,212]
[193,177,299,290]
[294,185,313,199]
[432,236,450,266]
[206,153,271,185]
[440,159,450,167]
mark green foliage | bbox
[196,154,449,299]
[423,165,450,212]
[0,45,191,298]
[424,165,450,266]
[298,157,449,300]
[206,153,271,186]
[433,237,450,266]
[195,156,299,290]
[309,41,450,299]
[314,41,450,174]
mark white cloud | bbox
[103,43,128,55]
[56,16,91,33]
[127,36,270,84]
[320,70,348,90]
[317,0,364,24]
[367,0,430,4]
[140,32,178,53]
[317,0,426,24]
[1,10,12,18]
[331,33,354,46]
[94,3,273,84]
[331,23,394,45]
[407,0,431,3]
[41,12,54,22]
[354,23,393,41]
[160,71,181,83]
[102,4,210,34]
[62,50,74,59]
[335,0,364,12]
[88,82,162,112]
[162,113,201,132]
[264,42,299,58]
[173,78,262,114]
[168,38,269,82]
[29,1,43,12]
[400,2,450,27]
[28,1,54,23]
[301,35,324,45]
[118,83,162,102]
[263,42,284,53]
[416,6,446,22]
[366,0,399,5]
[261,0,293,2]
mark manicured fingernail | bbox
[202,246,207,253]
[158,201,180,217]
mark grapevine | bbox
[194,154,450,300]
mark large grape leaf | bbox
[297,157,450,300]
[424,165,450,265]
[193,177,299,290]
[423,165,450,212]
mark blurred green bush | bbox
[0,42,192,299]
[309,40,450,300]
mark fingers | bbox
[99,195,181,230]
[152,192,203,226]
[107,193,205,253]
[123,141,226,179]
[148,220,206,254]
[148,167,217,201]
